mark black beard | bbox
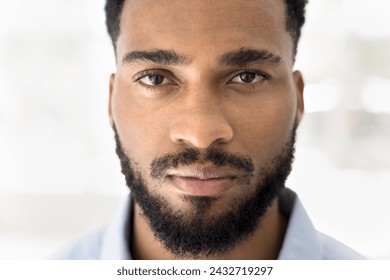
[113,124,297,259]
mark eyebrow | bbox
[219,48,282,66]
[122,49,191,66]
[121,48,282,67]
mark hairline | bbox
[109,0,303,61]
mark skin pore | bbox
[109,0,304,259]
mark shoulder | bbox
[318,231,366,260]
[278,188,366,259]
[51,226,107,260]
[51,194,132,260]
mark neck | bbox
[130,199,287,260]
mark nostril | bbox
[170,121,234,149]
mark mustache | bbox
[150,147,254,181]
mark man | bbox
[56,0,364,259]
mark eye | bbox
[230,71,268,84]
[137,74,171,86]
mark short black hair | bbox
[105,0,308,57]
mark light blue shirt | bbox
[53,188,365,260]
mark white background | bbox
[0,0,389,259]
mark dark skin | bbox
[109,0,304,259]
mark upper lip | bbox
[167,166,238,180]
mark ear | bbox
[108,73,116,127]
[293,70,304,126]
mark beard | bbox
[113,123,297,259]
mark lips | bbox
[167,166,237,196]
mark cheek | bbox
[232,89,296,167]
[112,81,171,171]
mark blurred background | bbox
[0,0,389,259]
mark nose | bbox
[169,88,234,149]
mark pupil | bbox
[149,75,164,85]
[240,72,256,83]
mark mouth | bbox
[166,167,238,196]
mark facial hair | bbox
[113,123,297,259]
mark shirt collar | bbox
[277,188,322,259]
[100,194,132,260]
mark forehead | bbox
[117,0,292,65]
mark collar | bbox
[100,194,132,260]
[277,188,322,259]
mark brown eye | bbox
[239,72,257,83]
[231,71,267,84]
[139,74,167,86]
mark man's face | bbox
[109,0,304,257]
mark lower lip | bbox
[171,176,234,196]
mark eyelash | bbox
[133,70,174,90]
[134,70,169,81]
[229,70,271,83]
[133,69,271,89]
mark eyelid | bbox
[228,69,271,84]
[133,69,177,83]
